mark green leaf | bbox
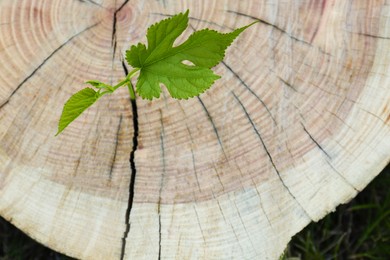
[126,10,255,99]
[174,23,257,68]
[56,88,100,136]
[126,43,147,68]
[85,80,114,92]
[85,80,105,88]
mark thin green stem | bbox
[125,68,140,100]
[127,80,135,100]
[111,68,140,93]
[126,68,140,80]
[99,68,140,99]
[100,90,113,95]
[112,79,130,91]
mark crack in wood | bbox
[109,115,123,179]
[188,139,201,193]
[215,198,227,223]
[111,0,130,59]
[240,162,273,227]
[277,76,298,92]
[177,104,202,193]
[0,23,99,109]
[158,109,166,260]
[357,32,390,40]
[227,9,333,57]
[191,149,201,192]
[215,198,246,255]
[77,0,104,8]
[360,107,387,125]
[227,10,311,46]
[197,96,228,161]
[152,12,232,30]
[158,204,162,260]
[309,0,327,43]
[301,123,359,192]
[232,199,257,254]
[193,206,206,244]
[301,123,331,159]
[325,160,359,192]
[222,61,277,125]
[120,61,138,260]
[212,164,226,191]
[232,91,312,219]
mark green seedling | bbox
[56,10,256,136]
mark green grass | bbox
[0,165,388,259]
[282,164,390,260]
[0,218,73,260]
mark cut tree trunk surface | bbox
[0,0,389,259]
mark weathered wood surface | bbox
[0,0,389,259]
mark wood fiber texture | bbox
[0,0,389,259]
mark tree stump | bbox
[0,0,389,259]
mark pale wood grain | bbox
[0,0,389,259]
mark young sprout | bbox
[56,10,256,136]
